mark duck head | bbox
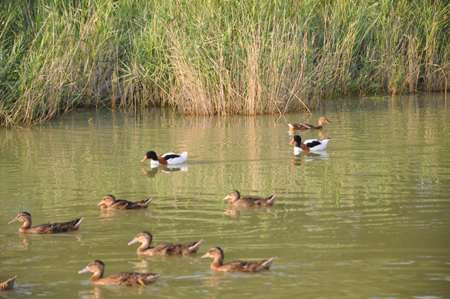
[98,195,116,207]
[8,212,31,225]
[128,231,153,246]
[223,190,241,201]
[289,135,302,146]
[141,151,159,162]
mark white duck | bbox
[141,151,188,165]
[290,135,330,153]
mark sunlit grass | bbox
[0,0,449,126]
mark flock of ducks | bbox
[2,116,331,290]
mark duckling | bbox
[288,117,331,130]
[201,247,276,272]
[223,190,276,207]
[128,231,203,256]
[78,260,160,286]
[97,195,153,210]
[8,212,84,234]
[0,276,17,290]
[141,151,188,165]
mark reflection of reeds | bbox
[1,0,449,126]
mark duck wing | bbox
[237,196,276,207]
[161,153,181,161]
[111,198,152,210]
[288,123,315,130]
[48,216,84,233]
[303,139,322,148]
[104,272,160,286]
[149,242,177,255]
[222,258,275,272]
[28,217,84,234]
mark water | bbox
[1,94,449,298]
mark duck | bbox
[141,151,188,165]
[290,135,330,152]
[97,195,153,210]
[8,212,84,234]
[201,247,276,272]
[128,231,204,256]
[288,117,331,130]
[78,260,160,286]
[0,276,17,290]
[223,190,276,207]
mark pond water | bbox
[1,94,449,298]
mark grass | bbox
[0,0,449,126]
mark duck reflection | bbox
[78,285,159,299]
[7,233,84,251]
[141,163,189,177]
[99,209,152,220]
[224,206,277,218]
[293,150,329,161]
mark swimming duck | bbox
[201,247,276,272]
[0,276,17,290]
[128,231,204,256]
[290,135,330,152]
[97,195,153,210]
[8,212,84,234]
[141,151,188,165]
[223,190,276,207]
[78,260,160,286]
[288,117,331,130]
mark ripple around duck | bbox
[2,98,450,298]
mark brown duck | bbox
[288,117,331,130]
[128,231,203,256]
[201,247,276,272]
[97,195,153,210]
[78,260,160,286]
[223,190,276,207]
[0,276,17,290]
[8,212,84,234]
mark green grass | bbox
[1,0,449,126]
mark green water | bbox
[1,94,450,298]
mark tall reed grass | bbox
[0,0,449,126]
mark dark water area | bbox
[1,94,449,298]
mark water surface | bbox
[1,94,450,298]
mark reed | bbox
[0,0,449,126]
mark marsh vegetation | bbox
[1,0,449,126]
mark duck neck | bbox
[21,218,32,229]
[211,254,224,267]
[90,268,104,282]
[137,240,152,253]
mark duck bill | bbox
[97,201,104,206]
[141,156,148,162]
[201,252,212,258]
[223,195,231,200]
[78,266,90,274]
[128,238,139,245]
[289,139,295,145]
[8,218,18,224]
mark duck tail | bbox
[0,276,17,290]
[142,197,153,207]
[321,138,331,146]
[145,274,161,284]
[74,216,84,228]
[180,151,188,160]
[262,257,277,269]
[267,194,277,205]
[188,238,204,252]
[288,123,294,129]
